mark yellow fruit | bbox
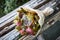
[15,15,19,20]
[33,23,40,32]
[15,26,21,31]
[13,20,18,24]
[17,9,23,13]
[26,13,34,21]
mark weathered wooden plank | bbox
[0,29,18,40]
[0,24,15,37]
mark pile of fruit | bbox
[14,7,41,35]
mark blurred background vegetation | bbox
[0,0,29,18]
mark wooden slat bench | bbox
[0,0,50,31]
[0,0,55,40]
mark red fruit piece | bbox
[26,27,34,35]
[19,30,25,35]
[16,22,22,26]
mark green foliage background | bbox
[0,0,29,18]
